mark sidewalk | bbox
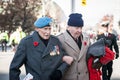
[111,57,120,80]
[0,52,26,80]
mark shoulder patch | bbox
[24,35,32,40]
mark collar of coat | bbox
[63,31,90,60]
[32,31,59,57]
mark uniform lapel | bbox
[64,32,80,54]
[42,36,56,58]
[78,35,90,61]
[102,33,106,38]
[32,31,46,52]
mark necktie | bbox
[105,33,108,37]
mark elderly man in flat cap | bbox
[58,13,90,80]
[9,16,73,80]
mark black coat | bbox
[9,31,69,80]
[97,33,119,54]
[87,38,106,60]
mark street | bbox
[0,47,26,80]
[0,46,120,80]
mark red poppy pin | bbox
[84,41,87,46]
[33,41,39,47]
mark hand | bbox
[50,70,62,80]
[62,56,74,65]
[116,54,119,59]
[92,58,102,69]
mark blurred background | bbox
[0,0,120,80]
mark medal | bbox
[50,45,60,56]
[50,51,56,56]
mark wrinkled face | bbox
[35,26,51,40]
[67,26,82,39]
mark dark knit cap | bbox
[67,13,84,27]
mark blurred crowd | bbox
[0,14,120,52]
[84,14,120,44]
[0,26,26,52]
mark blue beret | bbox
[68,13,84,27]
[34,17,52,28]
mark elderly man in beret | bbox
[58,13,90,80]
[9,16,73,80]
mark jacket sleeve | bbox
[97,34,101,40]
[56,41,70,76]
[113,35,119,53]
[9,39,26,80]
[57,61,70,75]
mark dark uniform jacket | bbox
[9,31,69,80]
[97,33,119,54]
